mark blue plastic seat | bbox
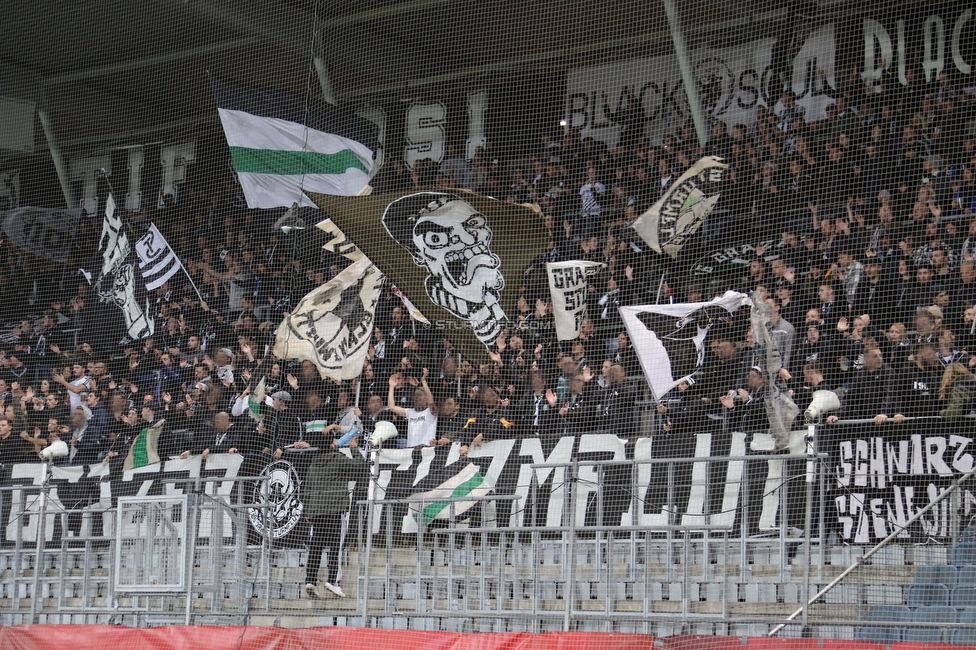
[854,605,911,643]
[903,605,956,643]
[916,564,959,587]
[953,586,976,608]
[953,542,976,567]
[907,583,950,607]
[855,626,903,643]
[952,629,976,644]
[960,607,976,624]
[958,565,976,585]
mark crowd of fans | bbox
[1,64,976,481]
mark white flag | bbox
[136,224,182,290]
[631,156,727,258]
[273,256,385,380]
[546,260,605,340]
[620,291,749,401]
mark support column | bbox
[37,109,75,208]
[314,58,337,105]
[663,0,708,149]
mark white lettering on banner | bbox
[357,106,387,170]
[547,261,605,340]
[574,434,628,527]
[404,102,446,171]
[863,11,974,85]
[832,433,974,542]
[68,142,195,215]
[565,25,835,148]
[465,90,488,161]
[368,447,414,535]
[952,9,973,75]
[508,436,576,528]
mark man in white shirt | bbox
[53,363,92,412]
[387,369,437,448]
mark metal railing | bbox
[1,418,976,639]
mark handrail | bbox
[528,452,828,469]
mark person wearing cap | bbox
[266,390,307,458]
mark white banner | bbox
[547,260,605,340]
[620,291,749,401]
[565,25,835,148]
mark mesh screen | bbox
[1,0,976,643]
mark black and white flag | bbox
[620,291,748,401]
[631,156,727,258]
[547,260,604,340]
[136,223,182,290]
[94,194,155,340]
[273,255,385,380]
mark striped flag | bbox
[410,462,493,525]
[135,223,182,290]
[123,419,165,472]
[211,76,379,208]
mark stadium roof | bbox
[0,0,893,158]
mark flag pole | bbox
[180,264,208,307]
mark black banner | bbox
[822,420,975,544]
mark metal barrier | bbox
[2,418,976,639]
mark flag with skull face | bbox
[309,190,548,361]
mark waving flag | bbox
[211,76,379,208]
[310,191,548,361]
[631,156,727,258]
[94,194,155,340]
[273,256,385,380]
[547,260,605,340]
[123,419,165,471]
[135,224,182,290]
[620,291,749,401]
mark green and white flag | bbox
[123,419,165,472]
[211,77,379,208]
[247,376,267,423]
[410,462,493,525]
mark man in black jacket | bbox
[826,346,894,425]
[302,436,369,599]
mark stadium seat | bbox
[903,605,956,643]
[958,565,976,585]
[951,629,976,644]
[952,542,976,567]
[906,583,950,607]
[916,564,958,587]
[854,605,911,643]
[952,586,976,608]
